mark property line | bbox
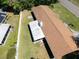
[15,11,22,59]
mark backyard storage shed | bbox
[32,5,79,59]
[29,20,45,41]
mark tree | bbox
[52,0,58,3]
[33,0,58,6]
[0,0,58,12]
[18,0,34,10]
[0,0,8,6]
[13,2,24,14]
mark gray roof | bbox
[0,12,6,23]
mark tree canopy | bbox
[0,0,57,13]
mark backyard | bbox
[18,3,79,59]
[0,13,19,59]
[18,10,49,59]
[50,3,79,31]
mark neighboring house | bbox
[0,12,7,23]
[0,11,10,45]
[32,5,79,59]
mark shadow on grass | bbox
[7,48,16,59]
[28,24,34,42]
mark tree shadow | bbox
[62,50,79,59]
[2,5,20,15]
[28,24,34,42]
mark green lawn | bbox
[18,10,49,59]
[50,3,79,31]
[0,13,19,59]
[69,0,79,7]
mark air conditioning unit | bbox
[73,32,79,40]
[38,20,43,27]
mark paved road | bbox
[59,0,79,17]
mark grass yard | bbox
[69,0,79,7]
[0,13,19,59]
[18,10,49,59]
[50,3,79,31]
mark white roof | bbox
[0,24,10,44]
[29,21,45,41]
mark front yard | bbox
[69,0,79,7]
[50,3,79,31]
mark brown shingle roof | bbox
[32,5,79,59]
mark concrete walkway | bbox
[59,0,79,17]
[15,12,22,59]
